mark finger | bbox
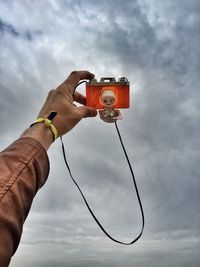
[77,106,97,118]
[73,91,86,105]
[72,70,95,81]
[57,70,95,95]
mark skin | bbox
[21,70,98,150]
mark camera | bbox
[86,77,130,109]
[86,77,130,123]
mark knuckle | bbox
[48,89,56,95]
[47,89,56,99]
[70,70,78,76]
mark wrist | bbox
[20,123,54,151]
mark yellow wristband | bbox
[31,118,58,141]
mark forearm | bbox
[20,123,54,151]
[0,137,49,267]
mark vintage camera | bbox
[86,77,130,123]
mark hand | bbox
[21,71,97,150]
[38,70,97,137]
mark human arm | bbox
[0,71,97,267]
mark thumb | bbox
[77,106,98,118]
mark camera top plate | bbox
[88,77,129,86]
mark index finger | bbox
[57,70,95,95]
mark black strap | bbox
[60,121,145,245]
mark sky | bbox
[0,0,200,266]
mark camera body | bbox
[86,77,130,109]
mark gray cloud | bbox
[0,18,19,36]
[0,0,199,266]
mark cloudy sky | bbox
[0,0,200,266]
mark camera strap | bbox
[60,121,145,245]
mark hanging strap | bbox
[60,121,144,245]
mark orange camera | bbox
[86,77,130,109]
[86,77,130,123]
